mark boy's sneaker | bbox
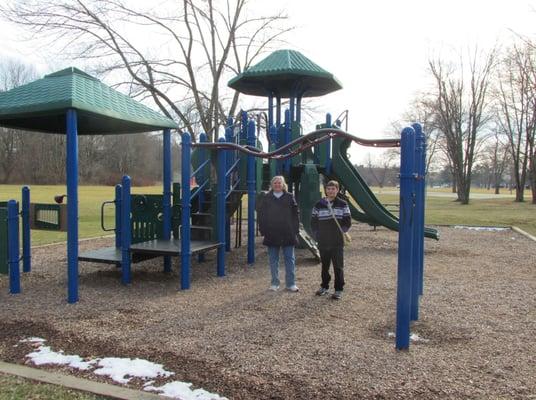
[287,285,299,292]
[269,285,280,291]
[315,287,329,296]
[332,291,343,300]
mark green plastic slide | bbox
[330,137,439,240]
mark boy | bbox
[310,180,351,300]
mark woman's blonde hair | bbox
[270,175,288,192]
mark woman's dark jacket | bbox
[258,191,300,246]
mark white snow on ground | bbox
[93,357,173,384]
[387,332,429,343]
[145,381,228,400]
[20,337,227,399]
[453,225,509,232]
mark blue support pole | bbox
[163,128,172,273]
[225,127,233,252]
[276,96,281,127]
[395,127,416,350]
[121,175,132,285]
[411,123,425,321]
[7,200,20,294]
[247,120,256,265]
[197,133,208,263]
[296,94,302,126]
[115,184,122,249]
[325,113,332,175]
[289,94,295,123]
[66,109,79,303]
[180,133,192,290]
[21,186,31,273]
[269,124,278,178]
[284,109,291,174]
[240,110,248,144]
[413,123,427,297]
[216,138,227,276]
[268,94,274,131]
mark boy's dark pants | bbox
[319,246,345,291]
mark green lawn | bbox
[0,373,109,400]
[0,185,162,246]
[372,191,536,236]
[1,184,535,245]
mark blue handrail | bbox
[191,179,209,201]
[225,157,241,178]
[191,158,210,179]
[225,179,241,199]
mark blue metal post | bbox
[247,120,256,265]
[411,123,424,321]
[325,113,332,175]
[283,109,291,174]
[269,124,278,178]
[240,111,248,144]
[66,109,79,303]
[163,128,172,273]
[197,133,208,263]
[217,138,226,276]
[268,94,274,131]
[414,123,427,296]
[7,200,20,294]
[121,175,132,285]
[395,127,416,350]
[276,96,281,127]
[225,127,233,252]
[289,94,295,123]
[21,186,31,273]
[115,184,122,249]
[180,133,192,289]
[296,94,302,126]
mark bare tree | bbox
[0,60,37,183]
[396,94,443,177]
[428,49,496,204]
[2,0,291,141]
[495,44,536,203]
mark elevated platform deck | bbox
[129,239,221,256]
[79,239,221,264]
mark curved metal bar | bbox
[192,127,400,159]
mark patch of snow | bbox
[387,332,429,343]
[20,337,46,344]
[26,345,95,370]
[453,225,509,232]
[145,381,228,400]
[20,337,226,399]
[93,357,173,384]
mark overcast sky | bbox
[1,0,536,163]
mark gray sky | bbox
[1,0,536,163]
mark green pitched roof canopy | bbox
[0,67,178,134]
[228,49,343,98]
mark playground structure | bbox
[0,50,437,350]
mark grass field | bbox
[0,374,108,400]
[0,184,535,245]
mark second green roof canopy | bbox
[228,49,343,98]
[0,67,178,134]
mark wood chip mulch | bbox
[0,225,535,399]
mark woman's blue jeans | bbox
[267,246,296,288]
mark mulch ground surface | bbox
[0,225,535,399]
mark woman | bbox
[258,176,300,292]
